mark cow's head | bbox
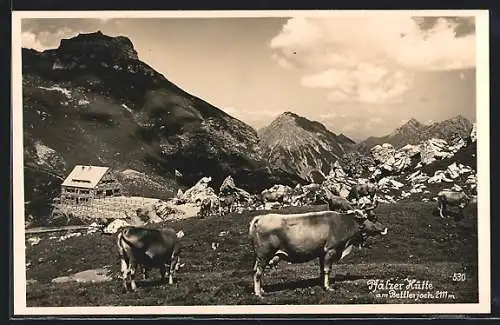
[358,199,379,221]
[348,200,387,238]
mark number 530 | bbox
[452,273,466,281]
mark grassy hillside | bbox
[25,200,478,306]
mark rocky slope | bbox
[258,112,356,182]
[23,31,302,218]
[357,115,473,153]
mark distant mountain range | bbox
[21,30,476,219]
[357,115,473,153]
[22,31,303,216]
[258,112,356,182]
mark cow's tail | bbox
[117,227,136,257]
[117,230,126,260]
[248,215,260,239]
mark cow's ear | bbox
[351,209,367,220]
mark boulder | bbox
[182,177,218,204]
[220,175,236,194]
[445,162,461,179]
[371,143,396,166]
[420,138,454,165]
[427,170,454,183]
[406,170,429,184]
[72,268,113,283]
[400,144,421,158]
[393,151,412,172]
[52,268,113,284]
[103,219,130,234]
[27,236,41,246]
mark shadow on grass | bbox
[133,278,171,288]
[263,273,367,294]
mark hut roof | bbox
[61,165,110,189]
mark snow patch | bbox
[121,104,133,113]
[38,86,72,99]
[34,142,57,165]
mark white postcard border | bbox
[12,9,491,316]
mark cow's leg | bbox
[129,259,138,291]
[253,259,265,297]
[318,255,325,286]
[322,249,337,291]
[439,201,447,218]
[168,256,178,285]
[159,264,166,282]
[143,266,150,280]
[174,256,181,271]
[120,256,129,291]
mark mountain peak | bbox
[402,118,424,128]
[282,111,298,117]
[450,114,469,122]
[259,112,355,181]
[58,31,139,61]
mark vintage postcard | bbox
[12,10,490,316]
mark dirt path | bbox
[25,225,92,235]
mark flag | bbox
[175,169,183,178]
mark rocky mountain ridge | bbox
[357,115,473,153]
[258,111,356,182]
[22,31,302,218]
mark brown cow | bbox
[347,182,378,203]
[437,190,471,218]
[117,226,183,291]
[249,209,387,297]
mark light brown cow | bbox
[249,209,387,297]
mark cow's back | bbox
[120,226,179,266]
[250,212,344,258]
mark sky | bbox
[21,15,477,141]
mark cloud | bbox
[271,53,294,69]
[270,16,475,105]
[21,31,45,51]
[21,18,117,50]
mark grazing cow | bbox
[319,189,354,212]
[117,226,183,291]
[219,193,236,215]
[198,197,213,218]
[261,185,293,207]
[319,188,379,218]
[437,190,471,218]
[347,182,378,203]
[249,208,387,297]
